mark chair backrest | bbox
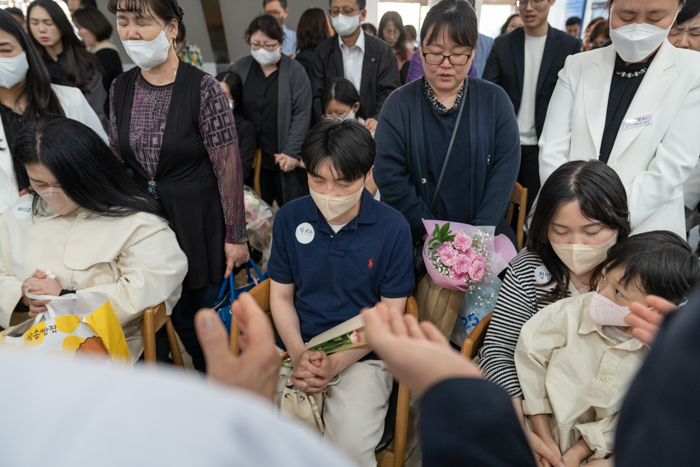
[505,182,528,251]
[253,148,262,198]
[460,312,493,360]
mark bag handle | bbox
[216,273,236,302]
[429,78,468,212]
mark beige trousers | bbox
[278,360,393,467]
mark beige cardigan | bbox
[0,195,188,359]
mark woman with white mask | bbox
[107,0,249,372]
[539,0,700,238]
[229,15,312,208]
[0,9,106,214]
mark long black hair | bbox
[379,11,408,62]
[215,71,242,115]
[0,9,64,192]
[322,78,361,114]
[15,116,163,218]
[27,0,102,91]
[526,160,631,304]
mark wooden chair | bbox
[460,312,493,360]
[230,279,414,467]
[253,148,262,198]
[505,182,529,251]
[142,303,184,367]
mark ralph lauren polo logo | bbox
[368,258,374,269]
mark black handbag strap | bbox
[430,79,468,212]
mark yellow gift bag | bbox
[0,292,130,364]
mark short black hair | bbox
[264,0,288,8]
[603,231,700,305]
[566,16,581,27]
[72,5,114,42]
[302,120,375,183]
[678,0,700,25]
[6,7,24,20]
[420,0,478,50]
[245,14,285,44]
[329,0,367,11]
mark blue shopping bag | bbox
[213,260,268,333]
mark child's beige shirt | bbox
[515,292,648,459]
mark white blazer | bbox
[539,40,700,237]
[0,84,108,213]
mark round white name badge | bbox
[296,222,315,244]
[534,265,554,289]
[12,201,32,220]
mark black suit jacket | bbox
[421,378,536,467]
[309,32,400,122]
[482,26,580,140]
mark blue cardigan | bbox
[374,77,521,241]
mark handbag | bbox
[213,260,268,333]
[280,375,341,434]
[414,80,468,276]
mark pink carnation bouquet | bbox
[422,220,515,292]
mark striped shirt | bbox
[478,249,579,397]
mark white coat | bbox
[0,195,188,360]
[539,41,700,237]
[0,84,108,213]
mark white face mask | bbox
[251,46,281,67]
[331,14,361,37]
[0,52,29,89]
[228,99,234,110]
[588,290,631,326]
[309,186,364,221]
[609,9,679,63]
[34,187,79,216]
[122,30,171,71]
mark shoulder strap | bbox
[430,78,468,212]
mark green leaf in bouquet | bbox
[432,224,440,236]
[440,223,450,237]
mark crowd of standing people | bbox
[1,0,700,466]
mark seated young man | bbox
[515,231,700,467]
[268,120,415,466]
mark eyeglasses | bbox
[329,7,360,17]
[516,0,548,8]
[250,41,280,51]
[422,51,472,66]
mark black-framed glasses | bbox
[516,0,547,8]
[422,51,472,66]
[329,7,360,17]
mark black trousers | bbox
[260,168,284,207]
[518,145,540,215]
[156,281,222,372]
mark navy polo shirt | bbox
[268,190,415,352]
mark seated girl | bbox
[0,116,188,361]
[321,77,379,197]
[515,231,700,466]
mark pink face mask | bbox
[588,291,631,326]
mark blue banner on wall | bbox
[564,0,587,23]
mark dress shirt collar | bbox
[338,29,365,53]
[577,299,647,351]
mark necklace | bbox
[616,68,647,78]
